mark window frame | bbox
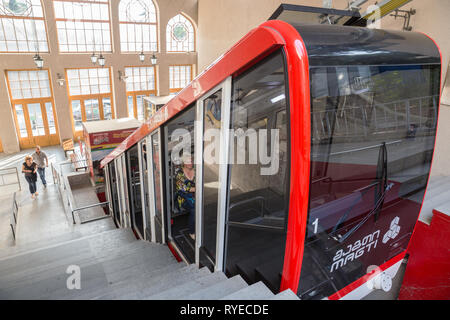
[65,66,115,138]
[169,64,193,93]
[0,0,50,53]
[118,0,158,53]
[5,68,59,148]
[124,65,158,120]
[52,0,112,53]
[166,13,195,53]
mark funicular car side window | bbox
[224,50,289,293]
[298,64,440,300]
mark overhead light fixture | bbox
[151,53,157,65]
[139,51,145,63]
[56,73,65,86]
[33,54,44,69]
[91,52,98,65]
[98,54,105,67]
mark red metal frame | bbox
[100,21,443,300]
[260,20,312,294]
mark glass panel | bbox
[127,145,144,237]
[166,14,195,53]
[141,141,151,239]
[201,89,222,264]
[54,0,111,53]
[137,95,144,120]
[27,103,45,136]
[151,132,163,242]
[297,64,441,300]
[45,102,56,134]
[118,0,157,52]
[225,51,288,293]
[109,162,121,223]
[128,96,134,118]
[14,104,28,138]
[165,105,196,257]
[72,100,83,131]
[84,99,100,121]
[102,97,112,120]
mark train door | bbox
[148,129,164,243]
[127,144,145,239]
[223,51,290,293]
[195,78,232,271]
[163,104,196,261]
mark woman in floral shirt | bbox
[175,154,196,240]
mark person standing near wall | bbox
[32,146,48,189]
[22,155,38,199]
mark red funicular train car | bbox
[100,19,441,299]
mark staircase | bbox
[0,227,299,300]
[399,175,450,300]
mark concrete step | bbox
[60,246,182,300]
[422,178,450,202]
[220,281,274,300]
[97,264,208,299]
[0,227,135,262]
[0,230,137,281]
[432,201,450,217]
[185,274,248,300]
[0,261,109,300]
[424,175,450,193]
[0,240,179,299]
[75,259,185,300]
[0,240,167,291]
[419,185,450,224]
[269,289,300,300]
[147,271,227,300]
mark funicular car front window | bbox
[298,64,440,300]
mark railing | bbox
[0,166,21,191]
[51,161,111,225]
[10,192,18,240]
[72,201,111,224]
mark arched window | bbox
[119,0,158,52]
[166,13,195,52]
[0,0,48,52]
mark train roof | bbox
[100,21,441,168]
[294,24,440,66]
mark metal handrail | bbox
[73,201,111,224]
[10,192,18,240]
[59,166,110,225]
[72,201,110,212]
[0,166,21,191]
